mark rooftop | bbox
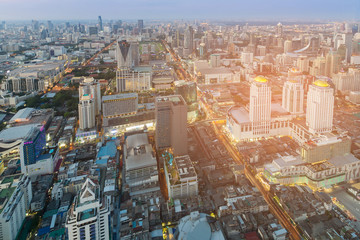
[102,93,138,102]
[254,76,268,83]
[9,108,34,123]
[313,80,330,88]
[0,124,38,143]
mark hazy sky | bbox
[1,0,359,21]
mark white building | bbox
[249,76,272,135]
[333,69,360,92]
[79,77,101,115]
[176,211,225,240]
[0,174,32,240]
[306,80,334,134]
[282,80,304,114]
[65,178,110,240]
[164,155,198,200]
[78,96,95,130]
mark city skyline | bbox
[1,0,360,21]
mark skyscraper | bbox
[282,80,304,114]
[325,50,340,77]
[98,16,103,31]
[344,32,353,63]
[184,26,194,56]
[78,96,95,130]
[155,95,188,156]
[20,127,46,171]
[306,80,334,134]
[137,19,144,30]
[249,76,272,135]
[116,40,139,69]
[79,77,101,115]
[65,178,111,240]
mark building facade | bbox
[282,80,304,114]
[306,80,334,134]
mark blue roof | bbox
[97,141,117,158]
[96,157,109,165]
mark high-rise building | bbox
[282,80,304,114]
[210,54,221,68]
[325,50,340,78]
[284,40,292,53]
[98,16,103,31]
[276,22,283,36]
[88,26,98,36]
[183,26,194,56]
[155,95,187,156]
[79,77,101,115]
[333,68,360,92]
[65,178,111,240]
[306,80,334,134]
[2,77,45,93]
[20,127,46,170]
[174,81,197,104]
[116,40,139,69]
[137,19,144,30]
[78,96,95,130]
[0,174,32,240]
[249,76,272,135]
[102,93,138,126]
[116,68,151,93]
[344,32,353,63]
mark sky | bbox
[1,0,359,21]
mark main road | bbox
[212,122,302,240]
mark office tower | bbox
[78,96,95,130]
[249,76,272,135]
[344,32,353,63]
[3,77,45,93]
[137,19,144,30]
[66,178,110,240]
[284,40,292,53]
[282,80,304,114]
[333,68,360,92]
[210,54,221,68]
[102,93,138,126]
[0,174,32,240]
[88,26,98,35]
[277,22,283,36]
[184,26,194,56]
[79,78,101,115]
[155,95,188,156]
[47,20,53,31]
[325,50,340,78]
[309,56,326,76]
[174,81,197,104]
[19,127,45,172]
[199,43,205,57]
[98,16,103,31]
[32,20,39,31]
[296,56,309,73]
[116,68,151,92]
[116,40,139,69]
[306,80,334,134]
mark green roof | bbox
[1,176,14,185]
[49,228,65,238]
[43,209,58,219]
[0,187,16,214]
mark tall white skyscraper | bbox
[306,80,334,134]
[249,76,272,135]
[65,178,110,240]
[79,77,101,115]
[78,96,95,130]
[282,80,304,114]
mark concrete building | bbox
[2,77,45,93]
[65,178,110,240]
[102,93,138,127]
[78,96,95,130]
[210,54,221,68]
[116,40,139,69]
[116,67,152,92]
[333,68,360,92]
[306,80,334,134]
[79,77,101,115]
[282,80,304,114]
[155,95,188,156]
[249,76,272,135]
[0,174,32,240]
[123,133,159,197]
[164,155,198,200]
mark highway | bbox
[212,122,302,240]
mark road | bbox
[212,122,301,240]
[82,39,117,67]
[331,188,360,232]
